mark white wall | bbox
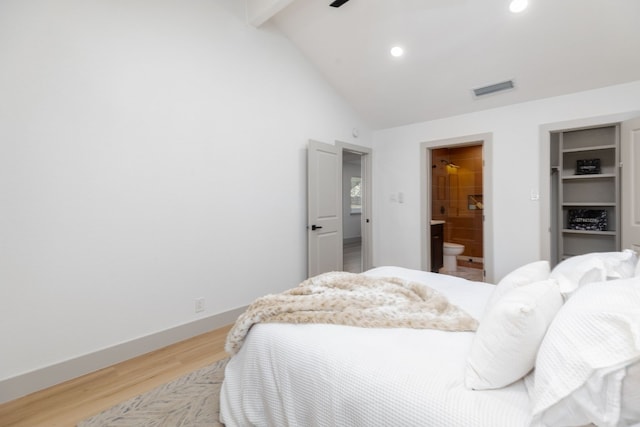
[372,80,640,281]
[0,0,371,391]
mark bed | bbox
[220,252,640,427]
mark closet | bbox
[550,124,620,266]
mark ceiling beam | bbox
[245,0,295,27]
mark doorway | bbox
[342,151,363,272]
[420,133,493,282]
[340,143,372,273]
[307,140,372,277]
[430,145,484,281]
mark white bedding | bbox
[220,266,538,427]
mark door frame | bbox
[419,133,493,283]
[337,141,373,271]
[621,116,640,252]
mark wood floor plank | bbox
[0,324,231,427]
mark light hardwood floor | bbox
[343,239,362,273]
[0,324,232,427]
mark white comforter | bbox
[220,267,536,427]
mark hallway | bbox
[343,239,362,273]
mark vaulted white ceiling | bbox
[249,0,640,130]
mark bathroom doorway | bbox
[420,134,493,282]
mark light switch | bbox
[530,189,540,201]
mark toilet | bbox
[443,242,465,272]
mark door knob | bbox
[311,225,323,230]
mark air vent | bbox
[329,0,351,7]
[472,80,515,97]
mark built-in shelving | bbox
[551,125,620,265]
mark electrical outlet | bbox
[195,298,205,313]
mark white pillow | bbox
[621,360,640,426]
[550,250,638,298]
[530,278,640,427]
[485,260,550,314]
[465,279,563,390]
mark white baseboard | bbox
[0,306,246,404]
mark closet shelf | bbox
[562,229,616,236]
[562,202,615,207]
[562,144,616,153]
[561,173,615,180]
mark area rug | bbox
[77,358,229,427]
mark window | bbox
[350,177,362,214]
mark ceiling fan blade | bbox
[329,0,351,8]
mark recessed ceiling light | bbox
[390,46,404,57]
[509,0,528,13]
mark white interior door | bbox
[621,116,640,251]
[307,140,342,277]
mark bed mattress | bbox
[220,266,536,426]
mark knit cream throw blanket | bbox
[225,271,478,355]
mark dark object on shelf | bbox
[568,209,607,231]
[576,158,601,175]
